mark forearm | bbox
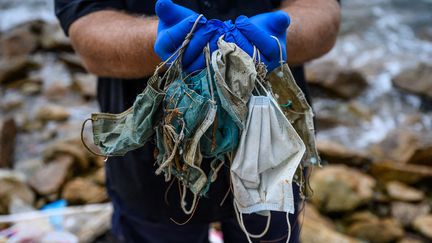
[69,10,160,78]
[280,0,340,65]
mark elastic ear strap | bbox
[80,118,108,158]
[204,44,216,100]
[154,14,205,76]
[233,200,271,240]
[286,213,292,243]
[270,35,284,71]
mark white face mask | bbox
[230,93,305,242]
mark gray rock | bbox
[0,21,42,58]
[306,61,369,99]
[310,165,376,212]
[0,57,38,84]
[72,73,97,100]
[346,218,404,243]
[391,202,430,226]
[386,181,425,202]
[35,104,70,122]
[62,178,107,204]
[412,214,432,239]
[0,170,35,214]
[369,161,432,184]
[392,63,432,98]
[28,155,73,195]
[317,139,371,166]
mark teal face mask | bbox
[82,76,165,157]
[155,69,217,197]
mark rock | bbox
[306,61,368,99]
[397,236,424,243]
[90,167,105,186]
[20,79,43,95]
[13,158,44,179]
[0,117,17,168]
[317,139,371,166]
[43,140,89,171]
[39,23,71,51]
[58,53,85,70]
[346,218,404,243]
[369,161,432,184]
[310,165,376,212]
[0,91,24,111]
[392,63,432,98]
[391,202,430,226]
[35,104,70,122]
[412,214,432,239]
[0,21,42,58]
[386,181,425,202]
[72,73,97,100]
[0,170,35,214]
[315,115,356,130]
[62,178,107,204]
[0,57,38,84]
[301,204,360,243]
[344,211,379,225]
[369,129,432,165]
[28,155,73,195]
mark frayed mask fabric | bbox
[89,75,164,156]
[231,94,305,215]
[211,37,256,129]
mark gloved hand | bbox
[154,0,220,73]
[235,11,290,71]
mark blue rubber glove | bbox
[154,0,219,73]
[235,11,290,71]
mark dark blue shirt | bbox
[55,0,311,224]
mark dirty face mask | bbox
[266,61,320,167]
[211,37,256,129]
[230,81,305,242]
[81,75,165,157]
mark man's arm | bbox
[69,11,160,78]
[281,0,341,65]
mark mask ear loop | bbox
[204,43,216,102]
[156,14,205,87]
[80,118,109,160]
[233,200,271,242]
[270,35,284,72]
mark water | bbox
[1,0,432,151]
[309,0,432,149]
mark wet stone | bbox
[317,139,371,166]
[35,104,70,122]
[28,155,73,195]
[346,218,404,243]
[306,60,369,99]
[62,178,107,204]
[391,202,430,226]
[412,214,432,239]
[310,165,376,212]
[0,170,35,214]
[386,181,425,202]
[392,63,432,99]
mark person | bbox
[54,0,340,242]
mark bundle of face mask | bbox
[81,15,321,237]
